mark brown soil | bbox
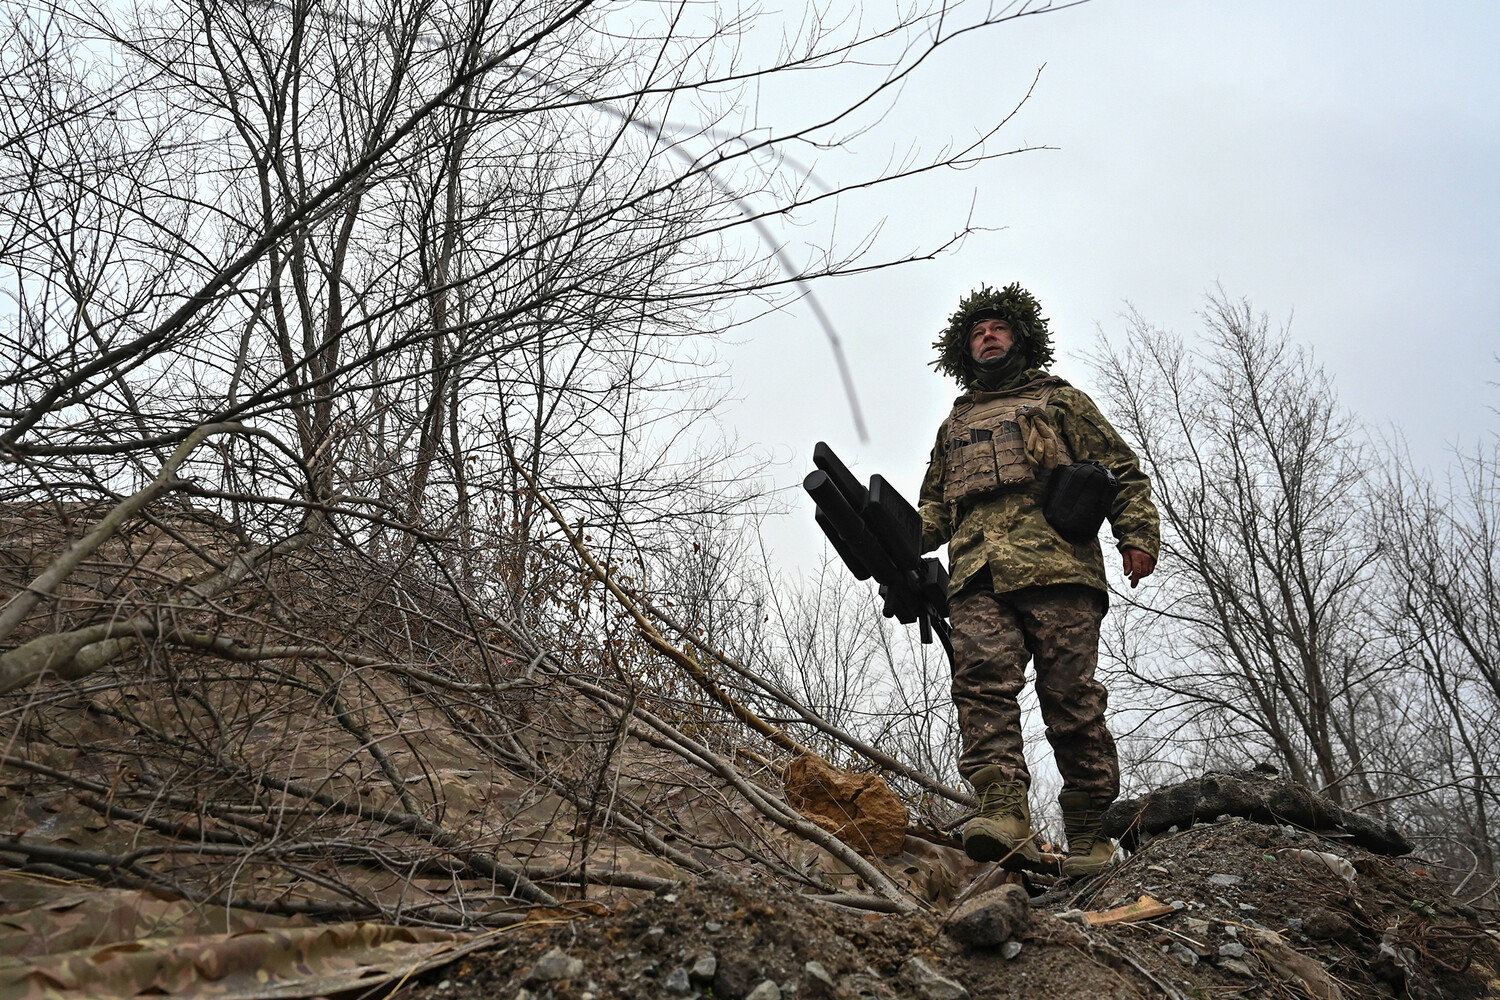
[392,819,1499,1000]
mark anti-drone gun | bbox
[803,442,954,666]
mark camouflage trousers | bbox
[950,583,1119,801]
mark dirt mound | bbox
[2,503,1495,999]
[1076,817,1494,1000]
[393,819,1498,1000]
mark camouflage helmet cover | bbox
[931,282,1056,386]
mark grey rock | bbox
[1165,942,1199,967]
[1218,942,1247,959]
[1237,902,1260,914]
[901,957,968,1000]
[663,967,693,993]
[803,961,837,996]
[1056,908,1089,926]
[945,885,1032,949]
[1219,958,1254,976]
[1183,917,1210,935]
[1285,917,1304,932]
[1224,925,1239,938]
[1208,873,1243,887]
[836,971,885,1000]
[645,925,667,949]
[514,991,535,1000]
[704,921,724,933]
[745,981,782,1000]
[1000,941,1023,961]
[526,948,584,984]
[691,954,718,983]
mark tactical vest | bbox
[942,378,1070,506]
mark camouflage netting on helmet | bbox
[932,282,1055,387]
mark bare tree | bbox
[1378,439,1500,875]
[0,0,1069,924]
[1088,294,1388,805]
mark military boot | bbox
[962,766,1042,866]
[1059,790,1115,877]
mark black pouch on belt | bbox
[1043,460,1122,544]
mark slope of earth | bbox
[394,818,1499,1000]
[3,507,1498,999]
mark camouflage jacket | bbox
[919,371,1160,598]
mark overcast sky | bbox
[715,0,1500,576]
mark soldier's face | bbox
[970,319,1016,361]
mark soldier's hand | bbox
[1122,548,1156,588]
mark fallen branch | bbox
[507,452,814,759]
[0,834,526,928]
[805,892,907,914]
[0,510,324,693]
[638,592,973,808]
[1084,895,1177,927]
[0,423,280,648]
[1245,928,1347,1000]
[560,671,920,911]
[426,683,715,879]
[4,729,557,907]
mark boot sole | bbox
[1061,857,1113,878]
[962,829,1044,869]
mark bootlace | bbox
[977,780,1027,820]
[1063,803,1104,853]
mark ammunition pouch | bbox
[942,379,1067,507]
[1042,460,1122,544]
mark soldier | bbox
[918,282,1159,876]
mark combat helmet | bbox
[932,282,1056,388]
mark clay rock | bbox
[783,754,909,855]
[1303,906,1357,943]
[802,961,837,997]
[1101,769,1412,855]
[900,957,968,1000]
[744,982,781,1000]
[944,884,1033,949]
[525,948,584,983]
